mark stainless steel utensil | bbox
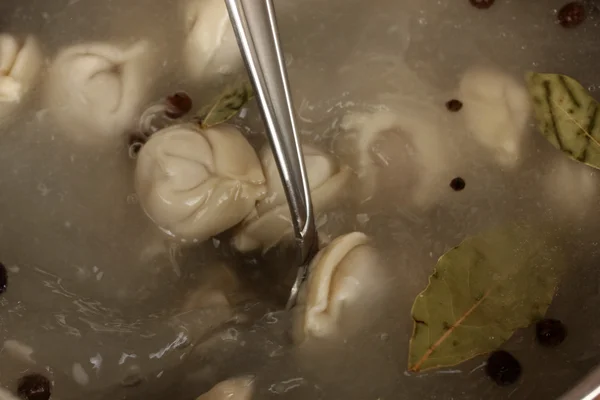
[224,0,318,309]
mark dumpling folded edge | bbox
[293,231,379,342]
[232,165,352,253]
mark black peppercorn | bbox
[469,0,495,10]
[485,350,522,386]
[450,177,466,191]
[17,374,51,400]
[165,92,193,119]
[0,262,7,294]
[557,2,586,28]
[536,319,567,347]
[445,99,463,112]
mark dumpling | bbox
[175,263,248,340]
[182,263,247,314]
[0,34,42,122]
[197,377,254,400]
[543,157,599,220]
[292,232,387,343]
[232,144,352,252]
[44,41,154,145]
[0,387,20,400]
[457,65,531,168]
[135,123,267,243]
[183,0,242,81]
[337,109,452,208]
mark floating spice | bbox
[536,318,567,347]
[445,99,463,112]
[526,72,600,169]
[0,262,7,294]
[557,2,586,28]
[469,0,495,10]
[197,80,254,129]
[408,225,563,372]
[165,91,193,119]
[485,350,522,386]
[17,374,51,400]
[449,177,466,191]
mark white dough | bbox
[176,263,248,340]
[3,339,35,364]
[135,123,266,242]
[338,109,451,208]
[458,65,531,168]
[183,0,242,81]
[197,377,254,400]
[182,263,245,313]
[44,41,154,145]
[232,144,352,253]
[0,387,20,400]
[0,34,42,122]
[292,232,386,342]
[544,157,599,219]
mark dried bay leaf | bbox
[408,225,564,372]
[526,72,600,168]
[197,79,254,129]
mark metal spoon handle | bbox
[225,0,317,307]
[225,0,312,246]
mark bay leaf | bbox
[526,72,600,168]
[407,225,563,372]
[197,80,254,129]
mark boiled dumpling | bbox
[197,377,254,400]
[0,34,42,122]
[292,232,387,342]
[44,41,154,145]
[183,0,242,81]
[232,144,352,252]
[0,387,20,400]
[135,123,266,243]
[175,263,248,340]
[182,262,248,313]
[338,109,452,208]
[543,157,599,220]
[458,65,531,168]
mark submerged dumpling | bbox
[0,387,20,400]
[175,263,248,340]
[338,109,452,208]
[135,123,266,242]
[458,65,531,167]
[0,34,42,121]
[543,157,599,219]
[232,145,352,252]
[183,0,242,81]
[44,41,153,145]
[197,377,254,400]
[182,263,247,314]
[292,232,387,342]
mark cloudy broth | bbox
[0,0,600,399]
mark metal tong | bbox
[225,0,318,309]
